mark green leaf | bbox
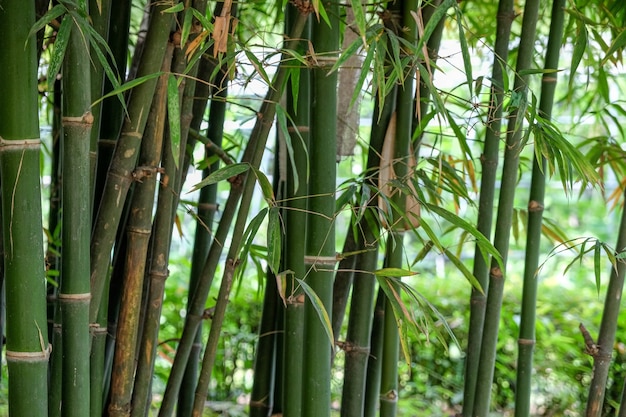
[335,184,357,212]
[190,163,250,191]
[267,207,282,275]
[350,0,367,44]
[602,28,626,65]
[594,242,601,295]
[245,49,272,87]
[28,4,67,40]
[163,2,184,13]
[444,249,483,293]
[569,22,587,88]
[181,7,193,48]
[376,276,412,365]
[374,267,418,278]
[455,9,473,97]
[295,278,334,348]
[237,208,268,283]
[48,15,73,91]
[252,166,275,204]
[167,75,182,169]
[91,71,165,107]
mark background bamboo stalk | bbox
[472,0,541,415]
[0,2,50,415]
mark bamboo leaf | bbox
[373,267,418,278]
[267,207,282,275]
[245,49,272,87]
[181,7,193,48]
[91,72,165,106]
[569,22,587,88]
[237,208,268,282]
[350,0,367,44]
[455,9,473,97]
[276,105,304,193]
[295,278,334,348]
[167,75,181,169]
[376,276,412,365]
[335,184,357,212]
[48,15,72,91]
[601,28,626,65]
[163,2,184,13]
[29,4,67,40]
[444,249,484,293]
[190,163,249,191]
[594,242,601,295]
[252,166,275,204]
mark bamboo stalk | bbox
[157,10,311,416]
[0,2,50,415]
[179,54,226,417]
[282,7,311,417]
[585,198,626,416]
[301,2,341,416]
[90,0,176,324]
[107,42,170,417]
[59,2,94,416]
[461,0,514,414]
[364,289,387,417]
[472,1,541,415]
[514,1,565,415]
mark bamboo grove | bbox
[0,0,625,416]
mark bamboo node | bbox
[518,338,535,346]
[58,292,91,302]
[90,323,108,335]
[528,200,544,211]
[0,137,41,150]
[62,111,94,125]
[6,344,52,362]
[304,255,337,266]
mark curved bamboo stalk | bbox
[461,0,514,414]
[514,1,565,415]
[0,2,50,415]
[472,0,541,415]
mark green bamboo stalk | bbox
[157,10,311,416]
[179,63,226,417]
[282,7,310,417]
[90,0,176,324]
[0,1,50,416]
[332,225,358,340]
[93,0,132,213]
[514,1,565,415]
[59,2,93,416]
[340,238,380,417]
[472,1,541,415]
[364,288,387,417]
[461,0,514,414]
[301,2,340,416]
[107,42,170,417]
[249,270,279,417]
[585,198,626,416]
[89,0,112,201]
[379,1,417,413]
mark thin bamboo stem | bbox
[157,10,311,416]
[514,1,565,415]
[461,0,514,412]
[472,1,541,415]
[90,0,175,324]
